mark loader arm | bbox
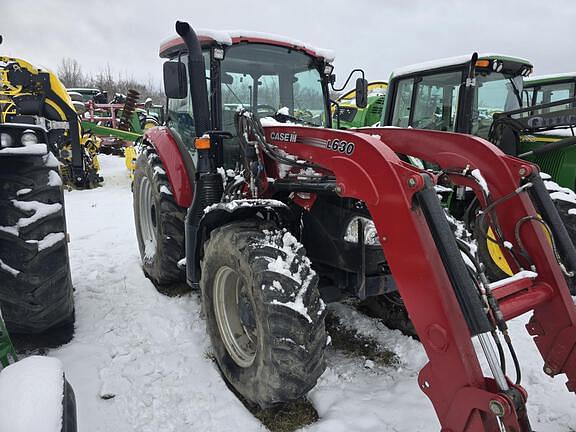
[261,125,576,431]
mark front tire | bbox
[0,150,74,338]
[133,145,186,288]
[201,221,327,408]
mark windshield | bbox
[472,73,523,138]
[220,44,327,129]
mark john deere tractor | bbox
[0,52,76,341]
[521,72,576,188]
[333,81,388,128]
[379,53,576,283]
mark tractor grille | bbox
[368,98,385,117]
[534,151,565,180]
[338,106,357,122]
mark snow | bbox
[569,209,576,216]
[159,185,172,195]
[470,168,490,197]
[203,198,286,214]
[525,72,576,83]
[266,230,320,323]
[48,169,63,186]
[488,270,538,290]
[277,106,290,116]
[16,188,32,196]
[40,155,576,431]
[26,232,66,251]
[391,53,531,78]
[0,257,20,277]
[163,29,335,61]
[0,356,64,432]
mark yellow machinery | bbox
[1,55,102,187]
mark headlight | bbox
[21,130,38,146]
[344,216,380,246]
[0,133,13,148]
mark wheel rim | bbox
[213,266,257,368]
[138,176,157,258]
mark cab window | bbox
[166,52,211,162]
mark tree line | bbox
[57,58,164,105]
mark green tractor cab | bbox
[333,81,387,128]
[383,53,532,138]
[522,73,576,188]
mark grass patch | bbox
[253,399,319,432]
[325,312,398,366]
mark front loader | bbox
[133,22,576,431]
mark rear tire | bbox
[0,150,74,339]
[133,145,186,288]
[201,221,327,408]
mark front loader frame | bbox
[254,125,576,431]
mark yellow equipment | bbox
[0,55,102,187]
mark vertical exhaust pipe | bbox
[175,21,211,137]
[175,21,223,288]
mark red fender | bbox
[144,126,194,208]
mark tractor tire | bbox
[133,146,186,288]
[201,221,327,408]
[359,293,417,339]
[0,150,75,339]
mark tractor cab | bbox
[383,53,532,140]
[524,72,576,108]
[160,30,348,169]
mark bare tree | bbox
[57,58,84,88]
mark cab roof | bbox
[525,72,576,86]
[390,53,532,79]
[159,29,335,62]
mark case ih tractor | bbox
[377,53,576,284]
[134,22,576,431]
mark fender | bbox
[144,126,195,208]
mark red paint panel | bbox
[144,127,193,208]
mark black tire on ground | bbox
[133,146,186,288]
[201,221,327,408]
[359,293,417,339]
[0,150,75,338]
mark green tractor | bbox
[521,72,576,188]
[378,53,576,283]
[333,81,387,128]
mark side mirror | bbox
[355,77,368,108]
[163,61,188,99]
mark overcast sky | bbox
[2,0,575,90]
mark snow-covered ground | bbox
[50,155,576,431]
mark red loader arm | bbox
[260,125,576,431]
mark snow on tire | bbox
[0,149,74,337]
[133,146,186,288]
[201,221,327,408]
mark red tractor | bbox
[133,21,576,431]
